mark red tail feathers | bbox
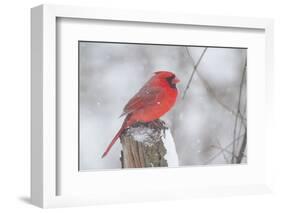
[101,115,133,158]
[101,127,124,158]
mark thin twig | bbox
[182,47,208,99]
[215,140,229,163]
[211,144,247,159]
[237,130,247,163]
[204,134,245,164]
[236,102,247,152]
[231,58,247,163]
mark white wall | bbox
[0,0,280,212]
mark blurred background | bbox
[79,42,247,170]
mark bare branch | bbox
[231,58,247,163]
[184,47,246,125]
[215,140,229,163]
[182,47,247,165]
[211,144,247,159]
[182,47,208,99]
[236,130,247,163]
[237,102,247,150]
[204,134,245,164]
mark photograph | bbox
[79,41,247,170]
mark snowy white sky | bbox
[79,42,247,170]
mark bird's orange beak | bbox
[172,77,180,84]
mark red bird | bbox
[101,71,180,158]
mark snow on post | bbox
[120,120,179,168]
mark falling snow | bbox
[79,43,247,170]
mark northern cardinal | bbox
[101,71,180,158]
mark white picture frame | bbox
[31,4,274,208]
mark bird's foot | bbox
[152,119,167,129]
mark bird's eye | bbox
[165,76,177,89]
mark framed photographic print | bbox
[31,4,274,208]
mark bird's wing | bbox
[120,86,163,117]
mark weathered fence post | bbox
[120,120,178,168]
